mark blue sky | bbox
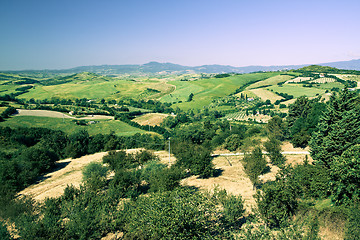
[1,0,360,70]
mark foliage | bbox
[288,96,325,148]
[221,194,245,224]
[65,130,89,158]
[0,221,11,240]
[345,204,360,240]
[264,137,286,166]
[223,134,243,151]
[255,175,298,228]
[148,165,184,192]
[310,88,360,169]
[123,188,232,239]
[173,141,214,178]
[289,161,330,199]
[82,162,109,191]
[331,145,360,205]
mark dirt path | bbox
[16,109,114,120]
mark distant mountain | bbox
[3,59,360,75]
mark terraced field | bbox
[247,74,295,89]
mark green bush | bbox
[82,162,109,191]
[0,221,11,240]
[222,194,245,224]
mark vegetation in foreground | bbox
[0,66,360,239]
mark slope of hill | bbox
[3,59,360,75]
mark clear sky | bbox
[1,0,360,70]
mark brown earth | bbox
[16,109,114,120]
[132,113,171,126]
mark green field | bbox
[267,84,326,98]
[17,77,174,101]
[0,116,148,136]
[314,82,344,90]
[161,72,280,110]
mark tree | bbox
[187,93,194,102]
[264,137,286,166]
[173,141,214,178]
[255,176,298,228]
[82,162,109,191]
[65,130,89,158]
[310,88,360,169]
[0,221,11,240]
[224,134,243,152]
[123,188,230,239]
[331,145,360,205]
[266,116,287,141]
[243,147,268,187]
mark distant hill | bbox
[3,59,360,75]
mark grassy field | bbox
[19,79,175,101]
[161,72,280,110]
[267,84,326,98]
[0,116,147,136]
[315,82,344,90]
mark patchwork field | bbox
[160,72,280,110]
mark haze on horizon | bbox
[1,0,360,71]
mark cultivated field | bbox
[247,74,295,89]
[267,84,326,98]
[285,77,312,83]
[225,111,272,123]
[16,109,114,120]
[249,88,283,103]
[132,113,171,126]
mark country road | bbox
[211,151,310,157]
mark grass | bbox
[267,84,326,98]
[0,116,148,136]
[315,82,344,90]
[161,72,280,110]
[19,79,175,101]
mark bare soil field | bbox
[132,113,171,126]
[19,142,308,213]
[18,149,142,201]
[16,109,114,120]
[181,155,257,212]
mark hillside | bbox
[3,59,360,75]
